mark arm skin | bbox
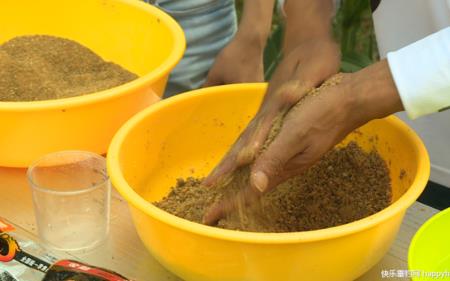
[251,60,404,193]
[203,0,275,86]
[203,0,342,225]
[203,60,404,225]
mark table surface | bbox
[0,167,439,281]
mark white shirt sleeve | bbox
[387,27,450,119]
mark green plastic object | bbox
[409,207,450,281]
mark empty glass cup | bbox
[27,151,110,251]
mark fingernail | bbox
[252,171,268,193]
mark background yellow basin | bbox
[108,84,430,281]
[0,0,185,167]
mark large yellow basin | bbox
[0,0,185,167]
[107,84,430,281]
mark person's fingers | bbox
[207,80,311,185]
[202,154,237,187]
[250,170,270,194]
[203,181,261,225]
[250,124,309,193]
[246,83,313,193]
[268,80,315,116]
[267,41,340,102]
[295,61,338,90]
[266,60,300,98]
[235,140,260,165]
[202,119,258,187]
[235,111,277,165]
[284,150,317,172]
[202,198,233,225]
[234,81,308,168]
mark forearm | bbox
[236,0,276,48]
[283,0,335,53]
[345,27,450,126]
[350,60,404,124]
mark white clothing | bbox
[374,0,450,187]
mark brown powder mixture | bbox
[0,35,138,101]
[154,75,392,232]
[154,142,392,232]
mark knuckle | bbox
[262,155,285,177]
[292,127,307,142]
[277,81,308,106]
[237,146,255,165]
[302,146,323,164]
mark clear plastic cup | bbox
[27,151,110,251]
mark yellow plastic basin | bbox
[0,0,185,167]
[409,207,450,281]
[108,84,430,281]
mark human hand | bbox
[203,60,404,225]
[203,0,276,86]
[202,37,340,189]
[203,34,265,86]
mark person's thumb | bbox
[250,170,270,193]
[251,154,287,193]
[250,135,301,193]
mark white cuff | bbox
[387,27,450,119]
